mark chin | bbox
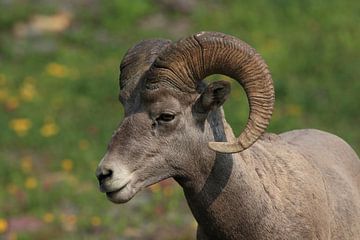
[105,185,137,204]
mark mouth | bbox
[100,178,135,204]
[99,171,172,204]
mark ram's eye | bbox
[157,113,175,122]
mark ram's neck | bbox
[180,109,272,239]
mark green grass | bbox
[0,0,359,239]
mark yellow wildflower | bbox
[61,159,73,172]
[0,89,9,102]
[20,82,37,101]
[5,96,19,111]
[21,156,33,173]
[90,216,101,227]
[0,218,8,233]
[46,63,68,78]
[163,186,173,197]
[149,183,161,193]
[9,118,32,136]
[78,139,89,150]
[25,177,38,189]
[40,121,59,137]
[43,213,55,223]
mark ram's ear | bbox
[194,80,231,115]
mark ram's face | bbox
[95,89,208,203]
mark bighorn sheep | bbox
[96,32,360,239]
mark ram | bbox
[96,32,360,239]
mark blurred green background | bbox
[0,0,359,239]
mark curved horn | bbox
[119,39,171,102]
[147,32,275,153]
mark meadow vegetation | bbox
[0,0,359,239]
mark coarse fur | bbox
[96,32,360,239]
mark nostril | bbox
[96,167,113,183]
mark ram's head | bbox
[96,32,274,203]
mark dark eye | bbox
[157,113,175,122]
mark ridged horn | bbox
[147,31,275,153]
[119,39,171,102]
